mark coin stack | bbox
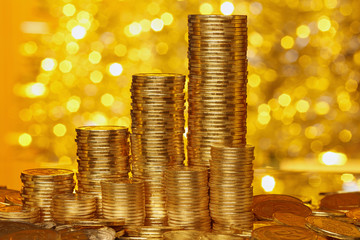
[75,126,130,215]
[187,15,248,167]
[0,206,40,223]
[165,166,211,231]
[125,226,181,239]
[101,179,145,225]
[130,73,186,225]
[209,144,254,232]
[20,168,75,222]
[51,193,97,225]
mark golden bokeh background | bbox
[1,0,360,191]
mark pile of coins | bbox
[0,206,40,223]
[187,14,248,167]
[130,73,186,225]
[75,126,130,215]
[20,168,75,222]
[209,144,254,232]
[101,179,145,225]
[51,194,97,225]
[165,166,211,231]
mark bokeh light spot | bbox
[71,25,86,39]
[320,151,347,166]
[109,63,123,76]
[278,94,291,107]
[18,133,32,147]
[318,17,331,32]
[101,93,115,107]
[296,100,310,113]
[151,18,164,32]
[41,58,57,71]
[53,123,67,137]
[90,70,103,84]
[63,3,76,16]
[26,82,46,98]
[59,60,72,73]
[88,51,102,64]
[248,74,261,87]
[338,129,352,143]
[200,3,213,14]
[281,36,294,49]
[221,2,235,15]
[315,101,330,115]
[296,25,311,38]
[262,175,275,192]
[66,97,81,112]
[66,42,79,54]
[161,12,173,26]
[129,22,142,36]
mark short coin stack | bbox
[52,194,96,224]
[187,14,248,167]
[101,179,145,225]
[130,73,186,225]
[210,144,254,232]
[20,168,75,222]
[165,166,211,231]
[75,126,130,215]
[125,226,181,239]
[0,206,40,223]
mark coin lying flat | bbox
[320,192,360,210]
[252,225,318,240]
[253,194,303,208]
[306,216,360,239]
[60,227,116,240]
[163,230,205,240]
[0,229,60,240]
[253,200,312,220]
[0,221,41,237]
[273,212,307,228]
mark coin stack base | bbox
[52,193,97,225]
[210,144,254,231]
[101,179,145,226]
[165,166,211,231]
[20,168,75,222]
[75,125,131,216]
[131,73,186,225]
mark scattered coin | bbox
[252,225,318,240]
[273,212,307,228]
[320,192,360,210]
[305,215,360,239]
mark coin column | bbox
[165,166,211,231]
[187,15,248,167]
[20,168,75,222]
[210,145,254,232]
[130,73,186,225]
[101,179,145,225]
[75,126,130,216]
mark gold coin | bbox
[253,200,312,220]
[305,215,360,239]
[273,212,307,228]
[320,192,360,210]
[252,225,317,240]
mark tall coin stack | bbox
[130,73,186,225]
[52,194,97,224]
[20,168,75,222]
[101,179,145,225]
[210,144,254,232]
[187,15,248,167]
[75,126,130,215]
[165,166,211,231]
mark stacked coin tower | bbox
[130,73,186,225]
[187,15,248,167]
[20,168,75,222]
[164,166,211,231]
[210,144,254,232]
[75,126,130,214]
[51,194,97,224]
[0,206,40,223]
[101,179,145,225]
